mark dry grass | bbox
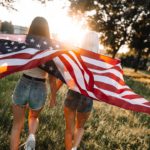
[0,68,150,150]
[123,67,150,84]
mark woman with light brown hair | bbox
[64,31,99,150]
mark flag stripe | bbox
[93,72,125,85]
[87,65,124,80]
[95,87,149,106]
[69,51,94,90]
[65,52,92,90]
[0,49,39,59]
[94,81,132,94]
[58,55,90,96]
[94,88,150,114]
[85,60,123,72]
[94,75,128,90]
[78,48,120,65]
[122,94,144,99]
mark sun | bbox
[43,2,88,46]
[0,0,89,46]
[48,14,88,46]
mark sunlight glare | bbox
[43,1,88,46]
[0,0,89,46]
[49,15,88,46]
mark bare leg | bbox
[10,104,26,150]
[28,108,42,135]
[73,112,91,148]
[64,106,76,150]
[24,109,42,150]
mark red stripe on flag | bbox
[94,81,131,94]
[72,51,94,91]
[94,88,150,114]
[58,55,89,96]
[78,48,120,65]
[143,102,150,106]
[93,72,125,86]
[85,62,123,75]
[122,94,144,99]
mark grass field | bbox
[0,68,150,150]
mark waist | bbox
[23,74,46,82]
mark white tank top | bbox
[23,67,48,79]
[80,31,99,53]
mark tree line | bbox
[68,0,150,72]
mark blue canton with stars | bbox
[0,35,52,54]
[0,39,28,54]
[25,35,51,50]
[0,34,65,82]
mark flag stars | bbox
[36,44,41,48]
[14,46,18,49]
[21,46,26,49]
[41,64,46,67]
[50,47,53,50]
[11,42,15,45]
[7,49,12,52]
[49,66,53,71]
[30,38,35,43]
[4,42,8,45]
[43,41,47,45]
[56,44,60,48]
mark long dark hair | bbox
[28,16,50,39]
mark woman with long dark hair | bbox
[10,16,56,150]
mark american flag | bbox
[0,34,150,115]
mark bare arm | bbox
[48,75,63,107]
[56,79,63,91]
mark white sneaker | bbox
[71,147,77,150]
[25,134,36,150]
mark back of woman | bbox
[10,16,52,150]
[64,31,99,150]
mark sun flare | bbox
[49,15,88,46]
[0,0,89,46]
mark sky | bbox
[0,0,88,45]
[0,0,129,53]
[0,0,70,27]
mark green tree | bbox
[0,0,16,10]
[69,0,133,58]
[69,0,150,71]
[1,21,14,34]
[127,1,150,71]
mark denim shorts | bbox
[12,75,47,110]
[64,90,93,113]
